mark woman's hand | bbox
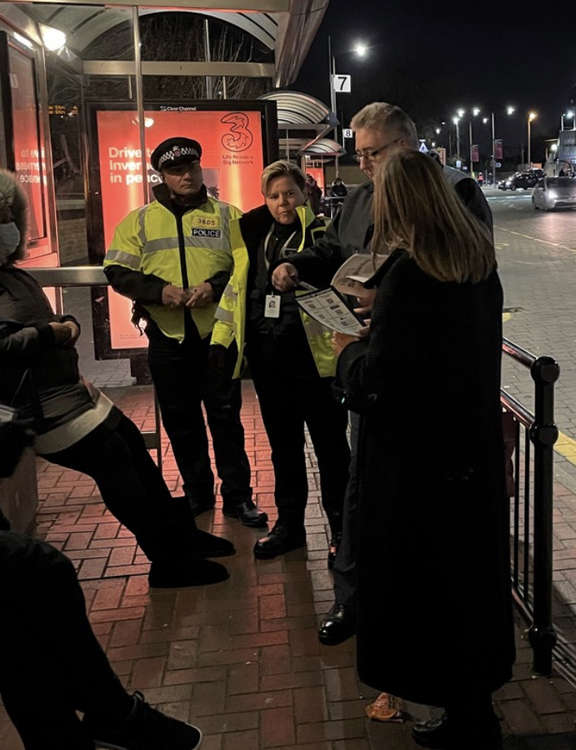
[272,262,299,292]
[354,288,377,318]
[332,332,361,356]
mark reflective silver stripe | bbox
[215,306,234,322]
[137,206,148,246]
[105,249,141,269]
[222,284,237,301]
[219,203,231,249]
[141,237,180,254]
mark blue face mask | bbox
[0,222,21,265]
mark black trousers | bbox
[45,409,197,562]
[332,411,360,609]
[0,532,131,749]
[250,362,349,533]
[148,331,251,505]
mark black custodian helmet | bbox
[150,137,202,171]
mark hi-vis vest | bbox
[211,204,337,379]
[104,197,241,341]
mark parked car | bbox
[498,177,513,190]
[532,176,576,211]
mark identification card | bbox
[264,294,281,318]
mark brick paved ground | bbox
[2,383,576,749]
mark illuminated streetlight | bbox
[528,112,537,167]
[452,116,461,159]
[353,41,368,58]
[482,117,489,124]
[435,127,441,135]
[457,108,465,119]
[472,107,481,117]
[506,106,516,116]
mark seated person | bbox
[0,412,203,749]
[0,168,233,588]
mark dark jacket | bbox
[336,249,515,705]
[0,266,91,431]
[285,171,493,289]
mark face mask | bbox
[0,222,21,265]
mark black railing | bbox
[501,338,560,675]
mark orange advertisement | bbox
[96,109,266,350]
[306,166,325,193]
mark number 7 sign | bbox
[331,74,351,93]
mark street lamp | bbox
[452,116,461,159]
[527,111,537,167]
[327,36,368,175]
[490,106,516,187]
[561,110,575,131]
[468,107,481,176]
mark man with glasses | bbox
[272,102,492,647]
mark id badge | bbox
[264,294,281,318]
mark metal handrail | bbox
[501,338,560,675]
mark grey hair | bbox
[350,102,419,148]
[0,169,28,262]
[261,160,306,194]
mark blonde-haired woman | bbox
[334,150,514,750]
[212,160,349,560]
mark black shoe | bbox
[327,532,342,570]
[149,558,229,587]
[253,522,306,559]
[192,529,236,557]
[83,690,202,749]
[412,711,502,749]
[223,499,268,528]
[318,602,356,645]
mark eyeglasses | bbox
[354,138,402,163]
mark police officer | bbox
[104,137,267,528]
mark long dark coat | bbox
[337,249,515,707]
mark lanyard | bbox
[263,225,298,271]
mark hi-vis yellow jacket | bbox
[104,194,241,341]
[211,203,337,379]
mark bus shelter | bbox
[0,0,328,357]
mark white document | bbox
[330,253,388,295]
[296,288,366,335]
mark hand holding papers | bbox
[295,253,387,335]
[296,287,366,335]
[330,253,388,295]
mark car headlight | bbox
[547,190,558,199]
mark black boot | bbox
[223,498,268,528]
[83,691,202,749]
[318,602,356,645]
[253,522,306,559]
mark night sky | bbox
[294,0,576,162]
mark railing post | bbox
[529,355,560,674]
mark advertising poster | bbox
[95,108,266,351]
